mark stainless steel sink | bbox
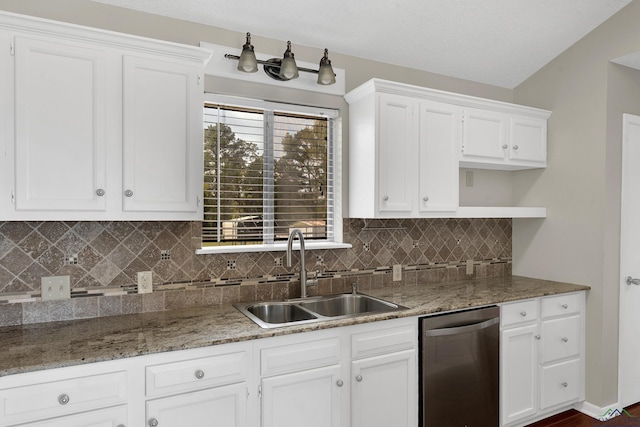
[235,293,407,328]
[299,293,398,317]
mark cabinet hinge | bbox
[197,196,201,207]
[10,191,15,204]
[10,42,14,56]
[257,385,262,399]
[197,74,202,86]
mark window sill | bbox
[196,242,352,255]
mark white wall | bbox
[513,1,640,407]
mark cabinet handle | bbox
[423,196,429,202]
[502,144,508,149]
[382,195,389,201]
[96,189,105,196]
[562,304,568,309]
[195,369,205,379]
[562,337,569,343]
[355,375,363,382]
[562,382,568,388]
[58,394,70,405]
[336,379,344,387]
[535,335,541,340]
[148,418,159,427]
[513,145,519,150]
[520,311,527,317]
[124,190,134,197]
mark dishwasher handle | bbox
[424,317,499,337]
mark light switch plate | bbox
[41,276,71,301]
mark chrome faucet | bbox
[286,228,309,298]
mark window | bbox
[201,95,345,252]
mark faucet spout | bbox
[286,228,308,298]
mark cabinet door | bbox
[16,406,126,427]
[461,108,507,162]
[418,100,460,212]
[261,365,342,427]
[122,55,203,216]
[376,93,418,215]
[501,323,538,425]
[146,383,246,427]
[351,350,417,427]
[14,36,107,212]
[509,116,547,165]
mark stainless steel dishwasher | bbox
[420,306,500,427]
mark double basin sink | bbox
[235,293,408,328]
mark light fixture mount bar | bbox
[225,54,320,74]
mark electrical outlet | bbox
[41,276,71,301]
[466,259,474,275]
[392,264,402,282]
[137,271,153,294]
[466,170,474,187]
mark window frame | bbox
[197,94,349,254]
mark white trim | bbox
[204,94,340,119]
[200,42,346,96]
[196,242,352,255]
[574,400,622,421]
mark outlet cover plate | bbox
[137,271,153,294]
[392,264,402,282]
[41,276,71,301]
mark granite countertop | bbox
[0,275,589,377]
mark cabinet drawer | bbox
[540,359,581,409]
[541,293,582,318]
[540,315,581,363]
[0,371,127,426]
[501,300,538,327]
[146,351,248,397]
[351,324,416,360]
[261,337,341,377]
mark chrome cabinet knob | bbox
[502,144,508,149]
[58,394,70,405]
[626,276,640,286]
[195,369,205,379]
[355,375,363,382]
[513,145,519,150]
[520,311,527,317]
[382,195,389,201]
[96,189,105,196]
[423,196,429,202]
[535,335,541,340]
[148,418,159,427]
[124,190,134,197]
[562,304,568,309]
[562,337,569,343]
[562,382,568,388]
[336,379,344,387]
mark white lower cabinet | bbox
[146,383,247,427]
[500,292,585,427]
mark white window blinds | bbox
[203,101,336,247]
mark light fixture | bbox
[225,33,336,85]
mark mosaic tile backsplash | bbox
[0,218,512,326]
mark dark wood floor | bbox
[527,403,640,427]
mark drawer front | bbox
[19,405,127,427]
[146,351,248,397]
[261,337,341,377]
[541,293,583,318]
[501,299,539,327]
[540,359,581,409]
[540,315,581,363]
[0,371,127,426]
[351,324,416,360]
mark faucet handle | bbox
[351,283,358,294]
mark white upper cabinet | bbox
[122,55,202,214]
[347,84,459,218]
[0,11,210,220]
[13,36,108,213]
[346,79,551,218]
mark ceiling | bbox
[92,0,631,89]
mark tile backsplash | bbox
[0,218,511,326]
